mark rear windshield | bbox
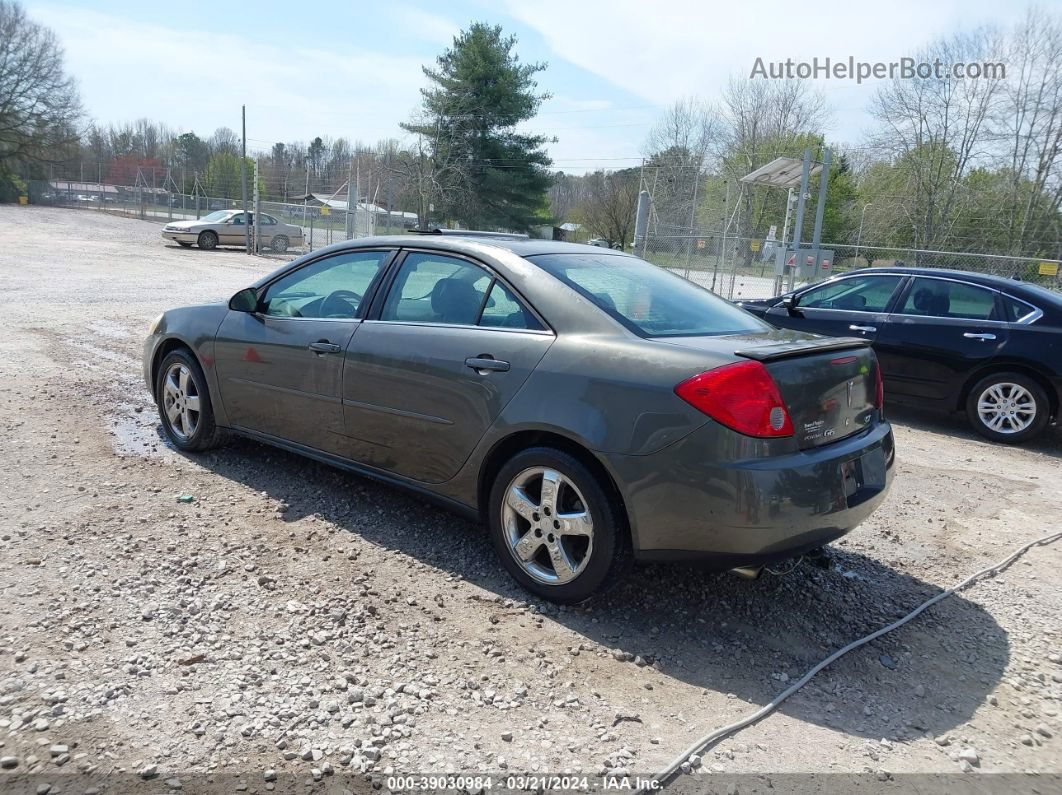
[528,253,769,337]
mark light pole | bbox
[855,202,872,265]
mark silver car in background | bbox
[162,210,304,253]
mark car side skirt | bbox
[226,426,481,522]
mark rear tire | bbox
[488,447,631,604]
[155,348,227,452]
[197,230,218,250]
[965,372,1049,444]
[270,235,289,253]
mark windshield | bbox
[200,210,231,222]
[529,253,770,337]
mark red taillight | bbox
[874,357,884,411]
[675,361,794,438]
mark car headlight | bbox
[148,313,164,334]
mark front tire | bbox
[155,349,227,451]
[197,230,218,250]
[177,241,193,248]
[488,447,631,604]
[966,372,1049,443]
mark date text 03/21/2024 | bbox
[384,775,663,791]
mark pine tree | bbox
[404,23,553,231]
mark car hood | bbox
[165,220,202,230]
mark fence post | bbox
[633,190,650,258]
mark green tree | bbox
[203,153,259,199]
[404,23,553,231]
[173,132,208,191]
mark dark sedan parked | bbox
[145,235,894,602]
[739,267,1062,443]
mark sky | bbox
[25,0,1047,174]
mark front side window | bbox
[529,252,768,337]
[260,250,391,319]
[798,275,903,312]
[897,278,999,320]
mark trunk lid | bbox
[735,336,877,449]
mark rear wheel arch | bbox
[957,362,1058,419]
[477,430,633,545]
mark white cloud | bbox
[31,4,429,147]
[505,0,1036,142]
[392,5,460,45]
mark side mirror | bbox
[781,295,799,313]
[228,287,259,312]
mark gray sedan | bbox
[143,234,894,602]
[162,209,304,253]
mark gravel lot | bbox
[0,206,1060,792]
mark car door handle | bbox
[465,356,510,372]
[308,341,342,353]
[849,324,877,333]
[963,332,996,341]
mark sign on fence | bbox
[750,240,761,252]
[320,207,331,216]
[1039,262,1059,277]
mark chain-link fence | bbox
[25,179,404,257]
[641,222,1062,299]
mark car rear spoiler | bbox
[735,336,871,362]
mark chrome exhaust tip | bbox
[730,565,763,580]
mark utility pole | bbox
[241,105,249,254]
[303,160,310,226]
[855,202,873,264]
[810,148,832,251]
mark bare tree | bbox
[643,98,722,228]
[392,124,468,230]
[209,127,240,158]
[867,27,1004,250]
[996,7,1062,255]
[578,168,640,249]
[720,79,829,241]
[0,1,81,175]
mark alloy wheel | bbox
[501,467,594,585]
[162,362,201,441]
[977,382,1036,434]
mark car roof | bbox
[309,234,634,259]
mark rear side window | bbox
[528,253,768,337]
[480,281,543,330]
[897,278,999,320]
[798,275,903,312]
[382,253,490,325]
[380,252,542,330]
[1001,294,1039,323]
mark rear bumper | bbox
[605,420,894,566]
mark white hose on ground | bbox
[640,529,1062,792]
